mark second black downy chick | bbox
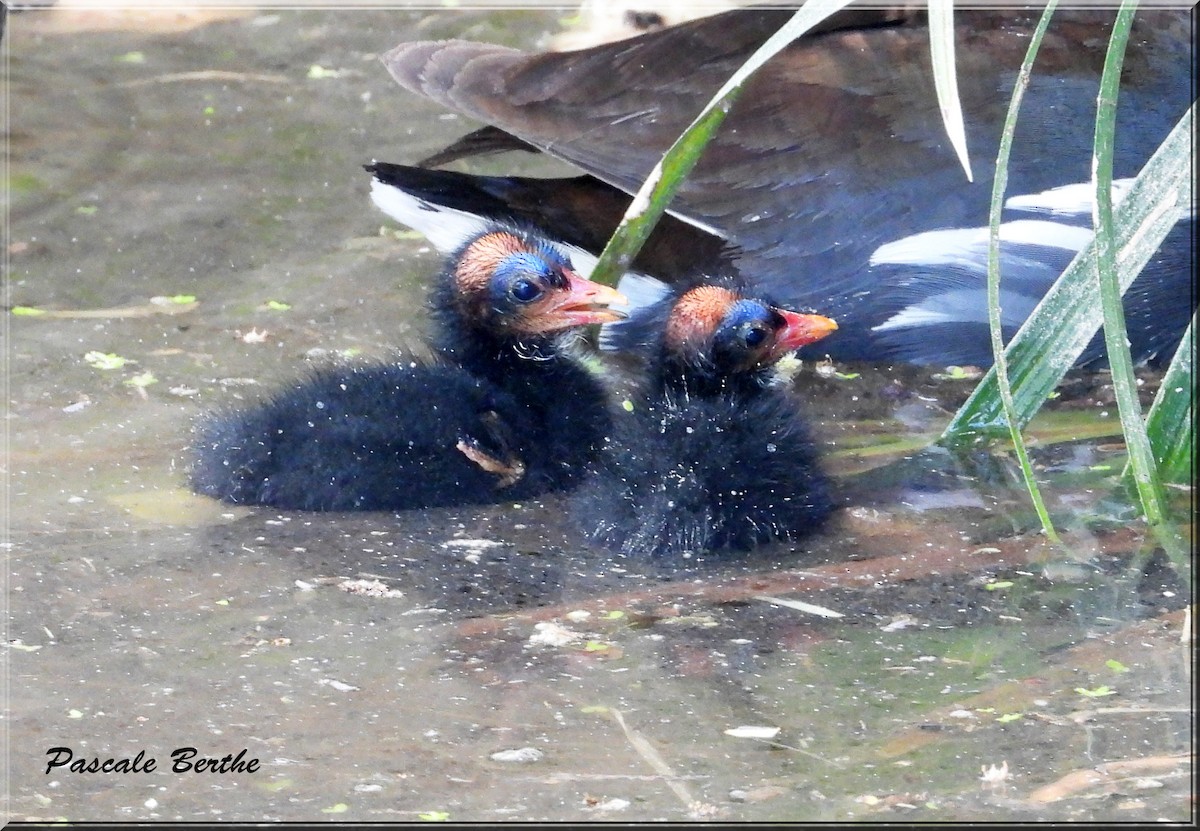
[190,224,625,511]
[574,281,839,559]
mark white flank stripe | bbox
[869,220,1094,268]
[871,289,1038,333]
[1005,178,1134,216]
[996,219,1095,250]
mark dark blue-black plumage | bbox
[190,225,625,511]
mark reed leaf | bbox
[1131,313,1195,488]
[927,1,972,181]
[941,102,1195,439]
[976,0,1063,543]
[1091,2,1177,542]
[589,0,898,289]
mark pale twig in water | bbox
[117,70,289,87]
[1027,753,1191,803]
[610,707,716,817]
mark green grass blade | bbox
[1129,314,1194,487]
[978,1,1063,543]
[585,0,862,289]
[587,1,984,290]
[941,102,1195,439]
[584,94,740,288]
[1092,1,1186,561]
[1092,3,1168,515]
[928,2,972,181]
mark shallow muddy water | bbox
[4,6,1193,823]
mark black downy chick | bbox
[190,225,625,510]
[574,281,839,558]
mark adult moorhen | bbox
[572,277,840,559]
[368,7,1195,368]
[190,225,625,511]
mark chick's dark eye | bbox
[510,277,543,303]
[743,326,768,349]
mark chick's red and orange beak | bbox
[771,309,838,358]
[520,271,628,333]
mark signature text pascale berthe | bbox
[45,746,260,775]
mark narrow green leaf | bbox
[1130,315,1193,487]
[927,2,972,181]
[1091,3,1181,558]
[972,0,1063,544]
[587,0,857,288]
[942,103,1194,438]
[585,101,738,288]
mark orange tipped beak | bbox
[525,271,629,332]
[775,309,838,353]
